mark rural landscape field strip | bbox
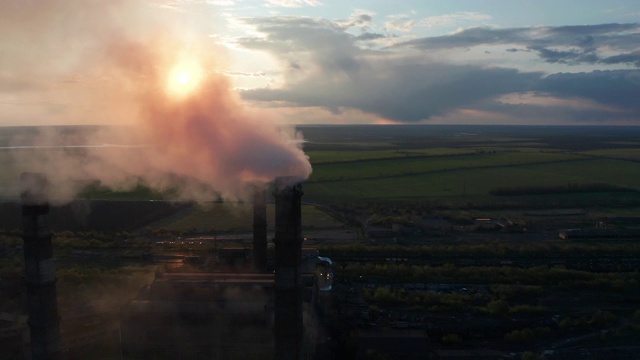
[304,158,640,202]
[579,148,640,161]
[306,148,478,164]
[308,151,590,183]
[303,140,640,203]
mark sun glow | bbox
[166,59,204,99]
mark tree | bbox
[521,351,542,360]
[442,333,462,344]
[487,299,509,316]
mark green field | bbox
[308,150,587,183]
[306,148,477,164]
[304,158,640,203]
[3,125,640,211]
[298,126,640,207]
[305,160,640,201]
[580,148,640,160]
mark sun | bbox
[166,59,204,99]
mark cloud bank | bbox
[237,15,640,124]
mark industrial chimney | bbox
[252,186,268,273]
[20,173,61,360]
[273,177,303,360]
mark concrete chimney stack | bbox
[252,186,268,273]
[20,173,61,360]
[273,177,303,360]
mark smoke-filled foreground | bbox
[1,0,311,202]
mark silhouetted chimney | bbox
[21,173,61,360]
[252,185,268,273]
[273,177,303,360]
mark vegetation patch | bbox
[78,182,170,200]
[490,183,635,196]
[306,148,478,164]
[149,203,341,232]
[580,148,640,160]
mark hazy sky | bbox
[2,0,640,126]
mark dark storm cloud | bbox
[397,27,534,49]
[601,52,640,67]
[239,16,544,121]
[477,100,630,124]
[396,23,640,66]
[537,70,640,110]
[467,69,640,124]
[551,23,637,36]
[243,60,542,122]
[398,23,638,50]
[351,65,540,121]
[529,45,598,64]
[238,16,639,123]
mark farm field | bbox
[580,148,640,160]
[299,125,640,209]
[304,159,640,202]
[307,151,588,183]
[2,125,640,225]
[306,148,478,164]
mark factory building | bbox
[120,178,330,359]
[121,272,277,359]
[15,174,331,359]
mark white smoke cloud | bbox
[1,0,311,203]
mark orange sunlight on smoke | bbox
[2,0,312,202]
[165,58,204,100]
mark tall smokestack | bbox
[273,177,303,360]
[253,186,268,273]
[20,173,61,360]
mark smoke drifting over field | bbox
[1,0,311,202]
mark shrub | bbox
[442,333,462,344]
